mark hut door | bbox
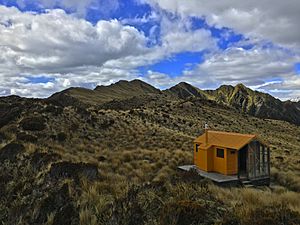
[238,145,247,178]
[247,141,269,179]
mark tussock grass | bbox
[1,90,300,225]
[271,168,300,192]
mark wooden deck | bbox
[178,165,239,184]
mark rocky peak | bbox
[167,82,208,99]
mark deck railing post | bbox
[267,147,271,176]
[237,151,240,180]
[262,145,265,175]
[253,143,256,178]
[246,145,249,180]
[257,142,261,176]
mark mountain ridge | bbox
[2,79,300,125]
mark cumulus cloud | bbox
[138,45,300,100]
[256,76,300,100]
[192,47,299,85]
[0,6,147,71]
[0,6,149,97]
[159,15,217,53]
[142,0,300,49]
[16,0,101,17]
[175,46,300,99]
[0,5,218,97]
[1,3,299,100]
[134,0,300,99]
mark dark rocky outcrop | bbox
[31,152,61,170]
[0,142,25,162]
[20,116,46,131]
[49,161,98,181]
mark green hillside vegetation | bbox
[0,80,299,225]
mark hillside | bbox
[0,80,299,225]
[166,82,209,99]
[166,82,300,125]
[47,79,161,107]
[48,80,300,125]
[206,84,300,125]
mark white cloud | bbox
[136,0,300,99]
[0,5,217,98]
[0,6,147,72]
[142,0,300,49]
[256,75,300,100]
[175,46,300,99]
[159,15,217,53]
[137,46,300,100]
[194,47,298,85]
[0,6,150,97]
[17,0,99,17]
[1,3,299,100]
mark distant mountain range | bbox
[47,79,300,125]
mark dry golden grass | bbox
[1,93,300,225]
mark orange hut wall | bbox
[194,144,238,175]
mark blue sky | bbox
[0,0,299,99]
[295,63,300,74]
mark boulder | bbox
[20,116,46,131]
[31,152,61,170]
[0,142,25,162]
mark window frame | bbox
[195,144,199,152]
[216,148,225,158]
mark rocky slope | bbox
[166,82,300,125]
[166,82,209,100]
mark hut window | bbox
[230,150,235,154]
[216,148,224,158]
[195,144,199,152]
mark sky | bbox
[0,0,300,100]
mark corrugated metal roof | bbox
[194,130,256,150]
